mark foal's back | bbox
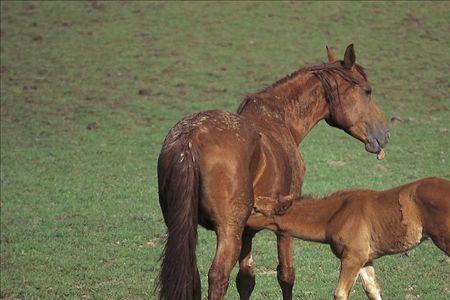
[415,177,450,255]
[415,177,450,212]
[338,177,450,259]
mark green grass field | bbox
[1,2,449,299]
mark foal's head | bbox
[318,44,389,156]
[253,195,294,216]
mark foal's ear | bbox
[343,44,356,69]
[326,46,337,62]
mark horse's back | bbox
[177,110,261,172]
[162,110,255,146]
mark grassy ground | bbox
[1,2,449,299]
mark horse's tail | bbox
[156,133,200,300]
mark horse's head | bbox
[322,44,389,157]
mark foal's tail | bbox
[156,133,200,300]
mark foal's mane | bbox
[295,188,363,203]
[237,60,367,114]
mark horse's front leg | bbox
[334,253,367,300]
[276,233,295,300]
[236,229,256,300]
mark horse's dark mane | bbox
[309,61,366,109]
[264,60,367,93]
[237,60,367,115]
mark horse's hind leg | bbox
[359,262,382,300]
[277,233,295,300]
[236,229,256,300]
[208,224,246,300]
[205,187,253,299]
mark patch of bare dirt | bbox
[23,85,38,92]
[138,89,152,96]
[89,0,105,10]
[404,12,423,27]
[32,35,43,42]
[61,21,72,28]
[86,122,98,130]
[136,32,158,44]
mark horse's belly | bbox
[376,227,423,258]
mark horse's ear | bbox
[343,44,356,69]
[326,46,337,62]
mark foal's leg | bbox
[276,233,295,300]
[428,219,450,256]
[359,262,382,300]
[334,254,366,300]
[236,229,256,300]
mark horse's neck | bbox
[239,72,329,145]
[274,195,346,243]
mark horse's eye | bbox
[365,87,372,97]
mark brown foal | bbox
[250,177,450,300]
[157,45,389,300]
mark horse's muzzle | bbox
[365,127,390,154]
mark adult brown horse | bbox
[157,44,389,300]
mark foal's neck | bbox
[239,71,329,145]
[274,194,348,243]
